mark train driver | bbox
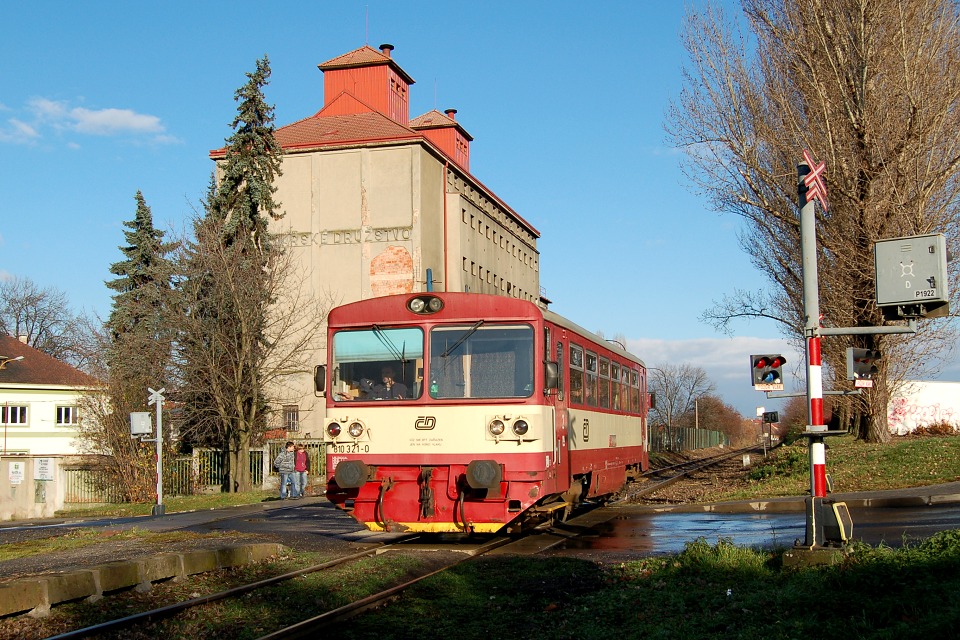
[374,367,408,399]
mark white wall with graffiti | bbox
[888,381,960,435]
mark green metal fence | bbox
[195,448,265,489]
[62,447,271,503]
[62,468,124,504]
[649,425,730,453]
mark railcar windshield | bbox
[428,323,535,399]
[330,327,423,400]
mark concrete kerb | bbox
[0,543,285,619]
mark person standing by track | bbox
[273,441,298,499]
[293,443,310,498]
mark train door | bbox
[546,327,570,491]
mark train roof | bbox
[326,292,645,368]
[541,307,645,368]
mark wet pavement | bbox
[548,481,960,558]
[5,483,960,560]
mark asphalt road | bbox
[5,487,960,560]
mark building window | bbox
[56,405,79,425]
[284,405,300,432]
[1,405,28,425]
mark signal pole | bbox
[798,152,834,548]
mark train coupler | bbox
[419,468,436,519]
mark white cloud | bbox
[70,107,163,135]
[1,97,171,144]
[0,118,39,144]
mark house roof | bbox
[0,335,97,387]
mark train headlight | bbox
[407,295,444,315]
[488,419,505,436]
[512,419,529,436]
[348,421,365,438]
[326,422,342,438]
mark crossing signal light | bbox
[847,347,881,388]
[750,354,786,391]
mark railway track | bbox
[41,532,544,639]
[28,448,767,638]
[620,444,769,501]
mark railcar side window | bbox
[611,363,621,410]
[330,327,424,401]
[429,324,534,399]
[599,357,610,409]
[556,341,564,394]
[585,351,598,407]
[569,344,584,404]
[631,370,641,413]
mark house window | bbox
[1,405,28,425]
[284,405,300,432]
[57,405,79,425]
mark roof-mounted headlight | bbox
[408,295,444,315]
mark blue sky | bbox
[2,1,955,416]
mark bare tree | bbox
[175,223,331,491]
[175,56,289,493]
[648,363,717,428]
[677,394,745,441]
[0,276,90,367]
[668,0,960,442]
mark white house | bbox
[888,380,960,435]
[0,334,98,455]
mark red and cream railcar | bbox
[318,292,649,534]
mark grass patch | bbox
[336,532,960,640]
[0,528,227,562]
[711,434,960,502]
[54,490,276,518]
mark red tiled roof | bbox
[318,45,415,84]
[0,335,98,387]
[275,109,421,150]
[409,109,474,141]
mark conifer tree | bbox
[177,56,285,492]
[80,190,176,501]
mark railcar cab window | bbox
[330,327,423,401]
[429,323,534,399]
